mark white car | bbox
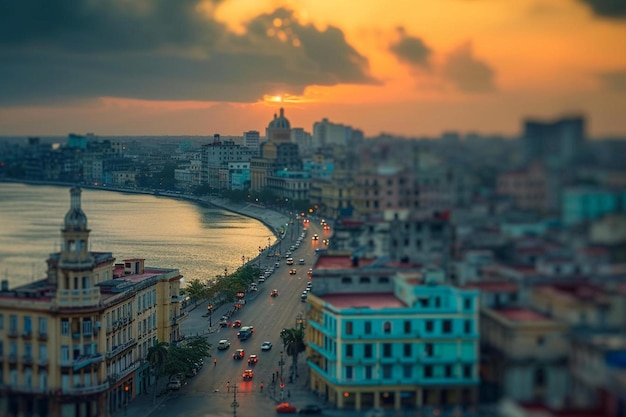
[217,339,231,350]
[261,341,273,351]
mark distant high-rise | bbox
[312,118,362,149]
[522,115,586,168]
[243,130,260,150]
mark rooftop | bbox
[320,293,406,310]
[494,308,549,322]
[464,280,518,293]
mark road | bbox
[148,216,328,417]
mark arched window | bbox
[378,277,390,284]
[359,277,371,284]
[383,321,392,334]
[341,277,352,284]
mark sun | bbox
[271,95,283,103]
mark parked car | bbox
[289,268,297,275]
[217,339,231,350]
[299,404,322,414]
[276,402,297,414]
[167,379,182,390]
[286,258,294,265]
[258,277,265,283]
[261,341,273,351]
[298,258,305,265]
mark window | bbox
[403,321,411,333]
[61,319,69,336]
[364,321,372,335]
[23,316,32,334]
[365,366,372,379]
[464,298,472,310]
[346,321,353,335]
[426,320,434,332]
[39,344,47,361]
[383,321,392,334]
[403,364,412,378]
[463,365,472,378]
[38,317,47,336]
[346,366,353,380]
[61,346,70,361]
[346,344,353,358]
[537,336,545,346]
[464,320,472,334]
[0,314,3,329]
[382,364,392,379]
[359,277,371,284]
[341,277,352,284]
[364,344,373,358]
[83,320,92,336]
[9,315,17,332]
[383,343,392,357]
[378,277,390,284]
[442,320,452,334]
[403,344,412,356]
[434,297,441,307]
[424,365,433,378]
[445,365,452,377]
[425,343,433,357]
[419,298,429,307]
[534,367,546,385]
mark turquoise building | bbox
[305,255,480,412]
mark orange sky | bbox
[0,0,625,137]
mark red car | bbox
[232,320,242,328]
[276,402,297,414]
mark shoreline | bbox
[0,178,291,262]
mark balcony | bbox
[73,353,104,371]
[22,355,34,365]
[171,295,184,303]
[8,385,47,394]
[54,287,101,308]
[109,361,139,382]
[64,381,109,395]
[37,332,48,341]
[106,338,137,359]
[8,354,18,364]
[22,331,33,340]
[38,358,49,367]
[7,329,18,339]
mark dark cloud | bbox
[389,27,432,68]
[599,70,626,91]
[577,0,626,19]
[442,42,496,93]
[0,1,377,106]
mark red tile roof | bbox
[464,281,518,293]
[495,308,549,322]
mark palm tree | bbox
[281,328,306,381]
[184,279,207,307]
[147,340,169,405]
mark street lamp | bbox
[241,255,245,266]
[124,382,130,416]
[258,246,262,269]
[207,304,213,327]
[279,351,284,380]
[224,267,228,278]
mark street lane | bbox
[149,216,326,417]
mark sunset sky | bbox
[0,0,625,138]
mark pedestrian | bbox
[213,358,217,367]
[227,381,230,393]
[260,382,264,392]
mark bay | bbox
[0,182,274,288]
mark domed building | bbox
[250,108,304,192]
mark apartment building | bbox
[0,187,185,417]
[305,255,479,412]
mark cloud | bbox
[442,42,496,93]
[0,1,377,106]
[576,0,626,19]
[598,70,626,91]
[389,27,432,69]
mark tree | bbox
[162,336,211,380]
[147,340,169,405]
[281,328,306,381]
[184,279,208,306]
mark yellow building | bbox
[0,187,186,417]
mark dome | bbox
[268,107,291,129]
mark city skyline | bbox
[1,0,625,138]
